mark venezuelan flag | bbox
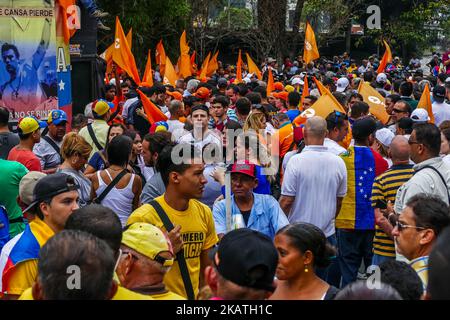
[337,146,376,230]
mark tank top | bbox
[96,169,135,226]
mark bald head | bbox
[305,116,328,139]
[389,135,410,162]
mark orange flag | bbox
[358,80,390,124]
[155,39,167,76]
[293,92,345,126]
[163,56,179,86]
[191,51,198,74]
[102,29,132,77]
[417,83,434,123]
[377,40,392,74]
[142,50,154,86]
[300,76,309,109]
[266,68,274,97]
[207,51,219,77]
[112,17,141,85]
[58,0,77,44]
[304,21,320,65]
[199,52,211,81]
[136,89,168,124]
[313,76,344,109]
[236,50,243,83]
[179,30,192,78]
[245,53,262,80]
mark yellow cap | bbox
[285,85,295,92]
[122,223,174,267]
[92,100,113,116]
[18,116,47,135]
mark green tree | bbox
[216,7,253,29]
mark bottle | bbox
[231,213,246,230]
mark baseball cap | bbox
[410,108,430,122]
[209,228,278,291]
[193,87,211,100]
[166,90,183,101]
[274,82,284,91]
[272,91,289,102]
[231,161,256,179]
[267,57,276,63]
[433,85,446,102]
[17,116,47,135]
[217,78,228,87]
[352,117,377,140]
[150,121,169,133]
[376,73,387,83]
[47,109,67,125]
[285,85,295,93]
[375,128,395,148]
[336,77,350,92]
[92,99,114,116]
[291,77,304,86]
[23,173,80,213]
[19,171,47,210]
[122,223,174,267]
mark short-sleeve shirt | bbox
[213,193,289,239]
[7,146,41,172]
[78,120,109,159]
[33,135,62,170]
[0,159,28,237]
[127,195,218,299]
[443,51,450,75]
[0,132,19,160]
[281,145,348,237]
[371,164,414,257]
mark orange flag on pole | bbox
[136,89,168,124]
[112,17,141,85]
[303,21,320,65]
[163,56,179,86]
[266,68,274,97]
[377,40,392,74]
[313,76,344,109]
[358,80,390,124]
[207,51,219,77]
[199,52,211,81]
[155,39,166,76]
[236,50,243,83]
[300,76,309,109]
[58,0,78,44]
[142,50,154,86]
[293,92,345,126]
[245,53,262,80]
[179,30,192,78]
[191,51,198,75]
[417,83,434,123]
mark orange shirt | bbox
[272,122,294,158]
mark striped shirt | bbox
[371,164,414,257]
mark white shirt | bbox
[167,119,185,133]
[178,130,223,151]
[122,97,138,119]
[432,101,450,126]
[324,138,346,156]
[281,145,348,237]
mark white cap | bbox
[292,77,304,86]
[336,77,349,92]
[376,73,387,83]
[375,128,395,148]
[410,108,430,122]
[445,77,450,83]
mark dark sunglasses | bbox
[392,108,407,113]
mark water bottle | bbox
[231,213,246,230]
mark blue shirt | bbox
[213,193,289,240]
[285,110,300,123]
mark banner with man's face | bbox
[0,0,58,121]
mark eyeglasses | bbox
[408,138,421,145]
[392,108,407,113]
[395,221,426,232]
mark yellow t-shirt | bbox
[18,285,153,300]
[3,218,54,296]
[127,195,219,299]
[151,291,186,300]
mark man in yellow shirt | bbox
[117,222,185,300]
[0,173,79,299]
[128,143,218,299]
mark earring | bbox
[304,264,309,273]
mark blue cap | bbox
[48,109,67,125]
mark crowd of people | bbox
[1,47,450,301]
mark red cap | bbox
[193,87,211,100]
[231,161,256,178]
[274,82,284,91]
[272,91,289,102]
[166,90,183,101]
